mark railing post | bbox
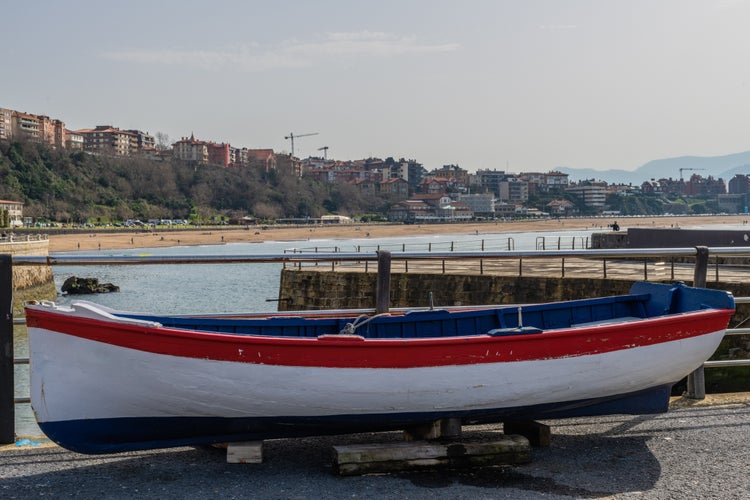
[375,251,391,314]
[715,256,719,282]
[0,254,14,444]
[670,258,674,280]
[687,246,709,400]
[693,246,708,287]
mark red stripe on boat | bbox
[25,308,733,369]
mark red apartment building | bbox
[0,107,66,148]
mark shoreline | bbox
[45,215,748,253]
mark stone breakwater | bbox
[0,237,53,290]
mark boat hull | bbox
[28,311,728,453]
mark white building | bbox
[0,199,24,227]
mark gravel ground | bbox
[1,399,749,499]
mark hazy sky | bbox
[4,0,749,172]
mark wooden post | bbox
[504,420,551,447]
[404,418,462,441]
[687,246,709,399]
[333,435,530,476]
[375,251,391,314]
[693,246,708,287]
[226,441,263,464]
[0,254,14,444]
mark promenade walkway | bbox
[317,254,750,284]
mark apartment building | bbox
[64,129,84,150]
[520,171,570,193]
[126,129,156,150]
[729,174,750,195]
[242,148,277,171]
[498,177,529,203]
[0,107,66,147]
[207,142,230,167]
[566,183,607,209]
[173,134,209,163]
[458,193,495,216]
[0,108,12,141]
[76,125,137,156]
[474,169,507,196]
[379,177,409,199]
[429,164,470,189]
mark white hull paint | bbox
[30,325,725,425]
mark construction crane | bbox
[679,167,704,181]
[318,146,329,160]
[284,132,318,157]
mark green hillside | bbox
[0,141,388,224]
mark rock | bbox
[61,276,120,294]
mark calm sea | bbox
[14,227,597,437]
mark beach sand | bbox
[46,215,748,253]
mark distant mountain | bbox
[558,150,750,185]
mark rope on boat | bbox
[339,313,390,335]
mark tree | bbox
[155,132,171,151]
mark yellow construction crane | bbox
[679,167,704,181]
[284,132,318,157]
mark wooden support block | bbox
[226,441,263,464]
[332,435,530,476]
[403,420,442,441]
[440,417,462,438]
[503,420,551,447]
[404,418,462,441]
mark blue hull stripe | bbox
[40,384,673,454]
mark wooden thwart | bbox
[332,435,531,476]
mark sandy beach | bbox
[45,215,748,253]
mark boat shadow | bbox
[0,422,668,499]
[4,404,749,498]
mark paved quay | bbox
[0,395,748,499]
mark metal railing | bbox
[3,246,750,443]
[285,236,519,254]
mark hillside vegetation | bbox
[0,141,389,224]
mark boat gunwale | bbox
[25,303,735,368]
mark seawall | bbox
[592,227,750,249]
[0,237,53,290]
[278,269,750,310]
